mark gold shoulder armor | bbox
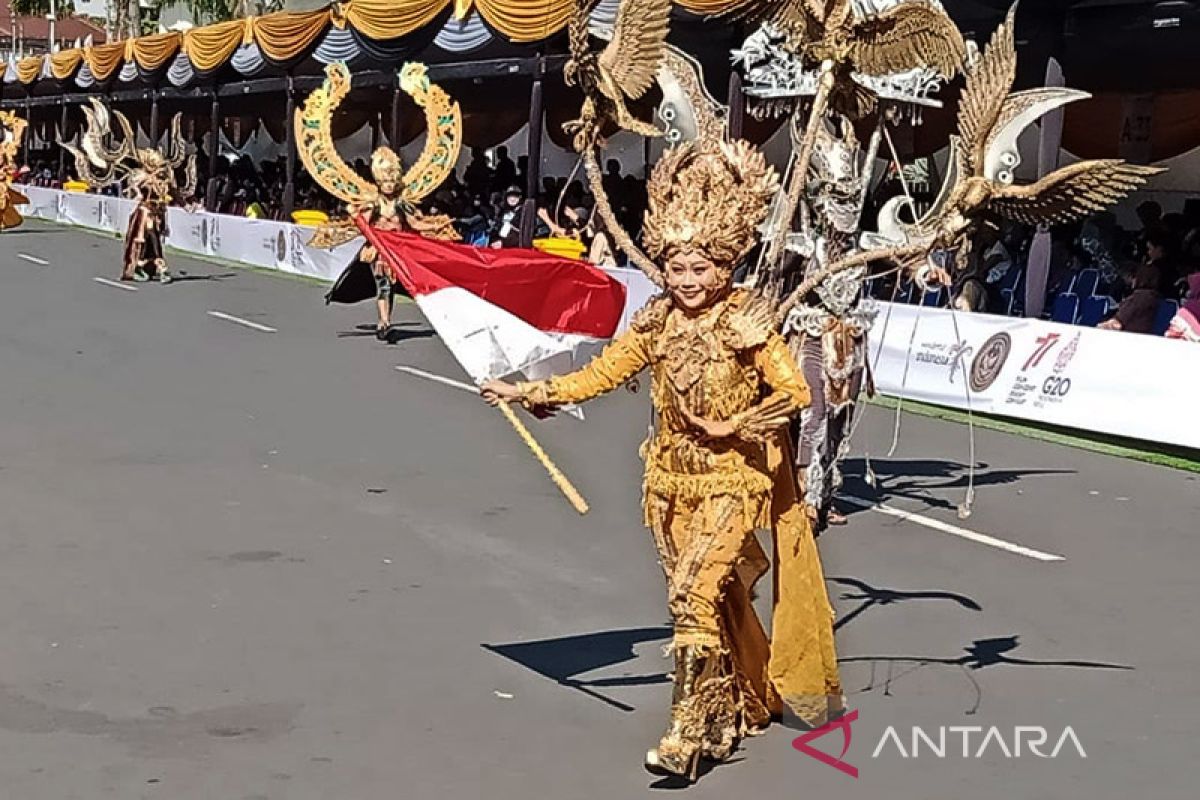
[630,294,672,334]
[721,289,778,351]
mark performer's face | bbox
[379,177,398,196]
[666,251,724,312]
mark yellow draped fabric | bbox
[49,50,84,81]
[84,42,126,81]
[128,32,182,72]
[183,19,251,72]
[11,0,748,88]
[474,0,573,42]
[252,9,332,63]
[676,0,748,13]
[341,0,451,40]
[17,56,44,85]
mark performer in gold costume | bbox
[0,110,29,230]
[482,137,841,781]
[60,99,196,283]
[297,62,460,340]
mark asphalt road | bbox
[0,220,1196,799]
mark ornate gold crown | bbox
[641,138,779,268]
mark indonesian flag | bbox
[355,221,628,387]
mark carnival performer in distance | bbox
[298,62,460,341]
[61,99,195,283]
[0,110,29,230]
[482,136,842,782]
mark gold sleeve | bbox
[518,327,651,407]
[732,334,812,443]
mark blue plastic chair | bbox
[1072,268,1101,298]
[1079,295,1114,327]
[1153,300,1179,335]
[1051,293,1080,324]
[921,287,946,307]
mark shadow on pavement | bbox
[484,626,672,712]
[829,575,982,633]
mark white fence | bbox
[17,187,1197,451]
[868,302,1200,450]
[18,185,362,282]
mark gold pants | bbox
[647,491,780,732]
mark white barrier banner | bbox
[868,302,1200,450]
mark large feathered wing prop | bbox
[596,0,673,102]
[295,62,379,207]
[60,98,135,188]
[988,160,1165,226]
[956,5,1016,176]
[850,0,966,77]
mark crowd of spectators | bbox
[24,144,648,265]
[867,196,1200,339]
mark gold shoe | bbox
[644,743,700,782]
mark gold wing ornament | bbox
[596,0,673,103]
[59,98,137,188]
[396,62,462,204]
[295,62,379,207]
[988,160,1165,226]
[0,110,27,167]
[849,0,966,77]
[955,5,1016,176]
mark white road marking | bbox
[17,253,48,265]
[206,311,276,333]
[396,365,477,393]
[93,276,138,292]
[842,495,1065,563]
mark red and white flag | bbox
[356,222,628,386]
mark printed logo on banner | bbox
[914,338,972,383]
[1035,332,1081,409]
[275,230,288,265]
[206,216,221,254]
[969,333,1011,392]
[288,227,311,273]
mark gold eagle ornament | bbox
[563,0,673,150]
[732,0,966,118]
[865,6,1163,266]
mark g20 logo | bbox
[1041,376,1072,397]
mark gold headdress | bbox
[296,61,460,208]
[0,110,28,169]
[369,147,403,186]
[642,138,779,269]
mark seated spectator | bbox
[490,186,527,248]
[1099,261,1162,334]
[1165,271,1200,342]
[1144,228,1184,300]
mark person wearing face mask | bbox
[489,185,526,247]
[481,139,841,782]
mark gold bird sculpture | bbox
[733,0,966,118]
[563,0,673,151]
[866,5,1163,265]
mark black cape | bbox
[324,258,411,305]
